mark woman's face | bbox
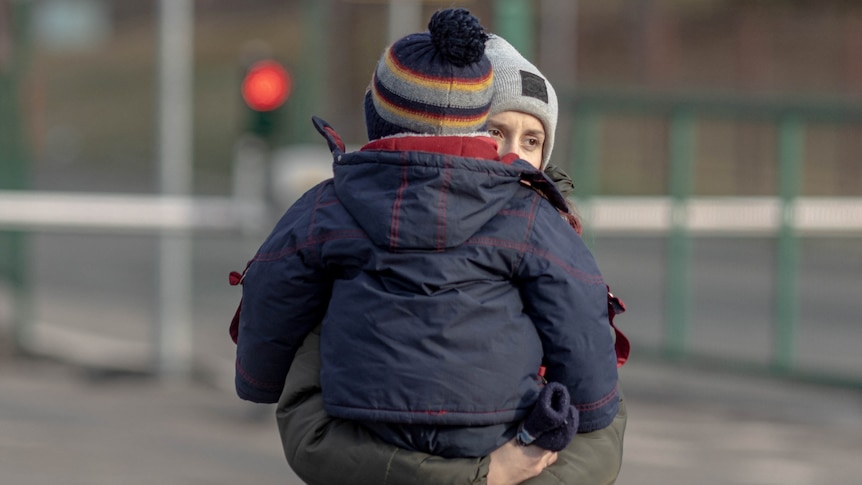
[486,111,545,169]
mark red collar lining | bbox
[361,136,513,164]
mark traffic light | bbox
[241,59,291,139]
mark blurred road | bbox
[3,348,862,485]
[0,227,860,484]
[0,355,290,485]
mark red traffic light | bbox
[241,60,291,111]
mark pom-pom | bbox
[428,8,488,67]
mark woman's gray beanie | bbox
[485,34,558,169]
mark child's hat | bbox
[485,35,558,170]
[365,8,494,141]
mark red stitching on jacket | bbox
[464,237,605,285]
[436,159,453,251]
[306,183,328,241]
[389,160,409,251]
[235,358,283,390]
[573,384,619,412]
[522,193,540,242]
[329,403,525,417]
[251,230,367,262]
[498,209,532,218]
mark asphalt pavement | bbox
[2,341,862,485]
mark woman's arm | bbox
[276,329,626,485]
[520,394,627,485]
[277,328,489,484]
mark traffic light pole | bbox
[235,48,292,217]
[156,0,194,379]
[231,133,270,233]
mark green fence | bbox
[565,89,862,382]
[0,0,33,350]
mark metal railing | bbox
[566,89,862,377]
[0,190,266,376]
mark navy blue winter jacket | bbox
[234,118,619,433]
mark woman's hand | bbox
[487,439,558,485]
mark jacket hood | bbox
[332,135,531,251]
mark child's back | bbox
[306,121,616,457]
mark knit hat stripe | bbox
[376,53,493,111]
[375,96,490,130]
[373,81,490,131]
[376,67,493,112]
[373,74,491,118]
[383,48,494,93]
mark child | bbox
[232,8,618,459]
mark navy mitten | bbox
[516,382,578,451]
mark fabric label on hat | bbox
[520,70,549,104]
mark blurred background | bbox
[1,0,861,484]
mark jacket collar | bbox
[361,135,518,164]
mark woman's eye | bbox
[488,129,502,137]
[525,138,539,148]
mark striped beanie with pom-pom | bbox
[364,8,494,141]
